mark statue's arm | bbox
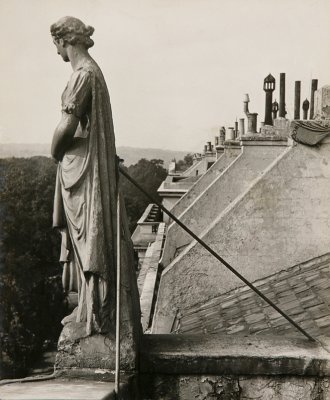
[51,112,79,161]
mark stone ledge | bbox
[0,376,139,400]
[0,379,116,400]
[240,135,289,146]
[140,334,330,376]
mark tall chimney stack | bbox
[263,74,276,126]
[219,127,226,145]
[227,127,235,140]
[279,73,286,118]
[243,94,250,115]
[247,114,258,134]
[239,118,245,136]
[234,119,239,138]
[310,79,318,120]
[294,81,301,119]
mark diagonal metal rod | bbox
[119,166,316,342]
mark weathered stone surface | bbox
[55,321,139,375]
[169,146,241,221]
[139,332,330,398]
[140,374,330,399]
[0,379,116,400]
[0,377,138,400]
[141,375,240,400]
[314,85,330,119]
[161,137,287,269]
[140,334,330,376]
[139,224,165,332]
[153,141,330,333]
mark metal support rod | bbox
[115,191,121,396]
[119,166,316,342]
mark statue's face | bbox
[53,38,69,62]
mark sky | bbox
[1,0,330,152]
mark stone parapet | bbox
[139,223,166,332]
[140,334,330,376]
[140,334,330,399]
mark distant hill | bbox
[117,146,188,167]
[0,143,189,167]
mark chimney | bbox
[219,127,226,145]
[263,73,276,126]
[239,118,245,136]
[247,113,258,134]
[294,81,301,120]
[310,79,318,119]
[302,99,310,120]
[226,127,235,140]
[243,94,250,114]
[279,73,286,118]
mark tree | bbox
[120,158,167,232]
[0,155,167,378]
[0,157,65,379]
[176,153,194,172]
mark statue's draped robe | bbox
[53,59,119,335]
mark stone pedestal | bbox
[55,216,142,378]
[55,321,139,379]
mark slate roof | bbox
[172,253,330,339]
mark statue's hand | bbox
[52,150,64,163]
[51,113,79,162]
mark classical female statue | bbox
[51,17,125,336]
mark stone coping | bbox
[0,375,138,400]
[241,136,288,141]
[140,334,330,376]
[0,379,117,400]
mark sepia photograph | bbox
[1,0,330,398]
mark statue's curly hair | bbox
[50,16,94,49]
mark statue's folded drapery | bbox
[53,60,119,335]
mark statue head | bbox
[50,17,94,60]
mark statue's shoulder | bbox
[78,59,101,75]
[74,60,104,85]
